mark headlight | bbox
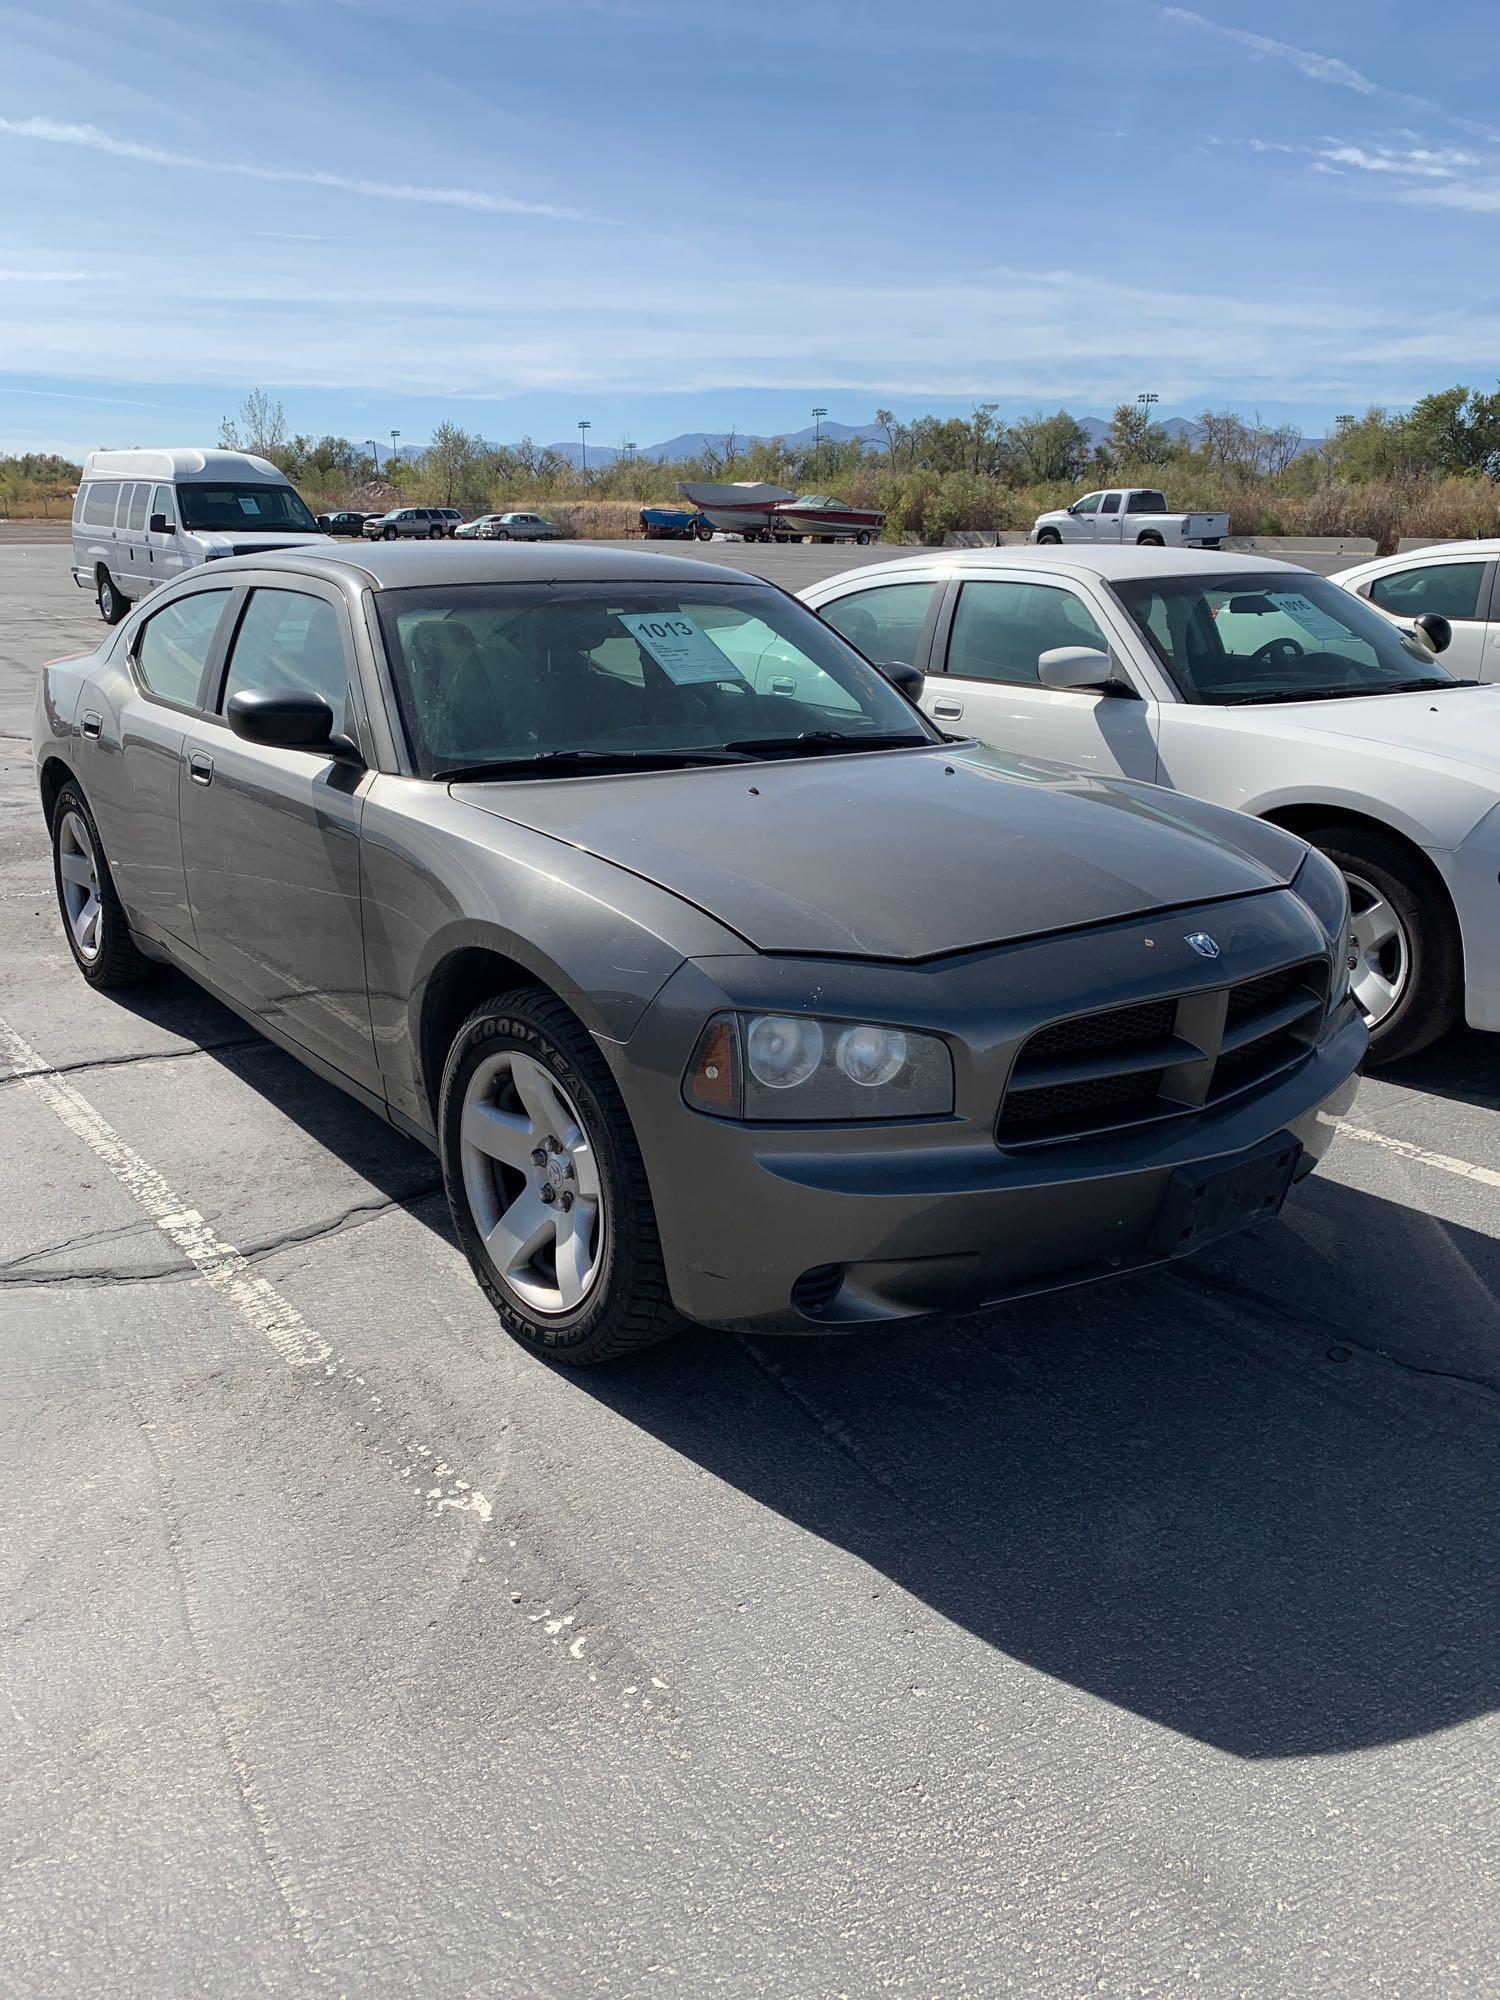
[1293,848,1353,1010]
[684,1013,954,1121]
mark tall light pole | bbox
[578,419,591,474]
[367,438,379,472]
[389,429,400,469]
[623,440,637,463]
[812,405,827,452]
[1136,392,1159,418]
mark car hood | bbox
[187,530,327,551]
[1246,683,1500,773]
[454,745,1302,959]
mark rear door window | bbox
[219,588,351,717]
[819,581,940,666]
[1368,560,1488,622]
[125,483,150,533]
[81,481,121,528]
[134,590,232,707]
[1099,493,1122,516]
[946,580,1110,686]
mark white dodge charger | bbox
[802,545,1500,1061]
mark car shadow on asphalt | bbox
[1378,1026,1500,1112]
[571,1173,1500,1762]
[112,976,1499,1762]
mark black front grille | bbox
[1001,1068,1167,1130]
[1025,997,1177,1058]
[996,959,1327,1147]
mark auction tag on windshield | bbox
[618,611,744,686]
[237,495,263,516]
[1266,591,1348,642]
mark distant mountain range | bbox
[391,412,1316,468]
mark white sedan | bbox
[1331,539,1500,682]
[802,545,1500,1061]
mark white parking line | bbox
[1334,1118,1500,1194]
[0,1011,673,1715]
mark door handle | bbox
[188,752,214,786]
[768,676,797,696]
[80,710,103,740]
[931,699,964,720]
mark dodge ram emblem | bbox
[1185,933,1221,959]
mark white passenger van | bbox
[72,448,326,623]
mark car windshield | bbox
[1110,571,1462,704]
[177,483,321,532]
[374,581,938,777]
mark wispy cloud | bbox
[1158,7,1500,144]
[1158,9,1377,93]
[0,115,589,220]
[1402,179,1500,215]
[1318,142,1480,179]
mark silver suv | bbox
[365,507,459,541]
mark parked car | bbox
[33,543,1361,1362]
[1331,540,1500,683]
[480,512,563,541]
[455,513,506,540]
[1031,489,1229,549]
[72,448,326,625]
[365,507,458,541]
[318,510,376,538]
[803,544,1500,1061]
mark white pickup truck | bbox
[1031,488,1228,549]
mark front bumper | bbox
[605,897,1365,1333]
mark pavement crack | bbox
[1173,1265,1500,1413]
[0,1034,269,1088]
[0,1182,446,1289]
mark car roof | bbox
[81,447,289,483]
[807,545,1309,588]
[199,539,759,589]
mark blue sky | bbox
[4,0,1499,457]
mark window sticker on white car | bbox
[238,495,263,516]
[1266,592,1349,643]
[618,612,747,686]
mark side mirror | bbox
[1038,646,1137,697]
[1412,612,1452,655]
[878,660,925,700]
[149,512,170,535]
[227,687,360,760]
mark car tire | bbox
[96,568,127,624]
[855,530,873,545]
[429,524,444,539]
[1305,823,1461,1063]
[439,989,684,1366]
[51,783,153,989]
[695,523,714,541]
[1136,531,1165,547]
[1036,529,1061,545]
[492,529,509,540]
[382,526,398,541]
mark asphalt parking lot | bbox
[2,541,1497,1997]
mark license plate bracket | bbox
[1148,1135,1303,1260]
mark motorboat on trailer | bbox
[770,494,885,544]
[676,480,794,539]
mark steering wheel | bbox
[1248,636,1305,668]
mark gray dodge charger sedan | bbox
[33,543,1364,1364]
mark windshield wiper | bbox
[1219,676,1477,707]
[435,747,747,781]
[719,729,932,758]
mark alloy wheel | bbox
[459,1050,605,1314]
[1345,869,1410,1027]
[57,809,103,961]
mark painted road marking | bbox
[1334,1118,1500,1195]
[0,1012,672,1715]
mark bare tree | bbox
[219,388,289,460]
[1259,423,1304,478]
